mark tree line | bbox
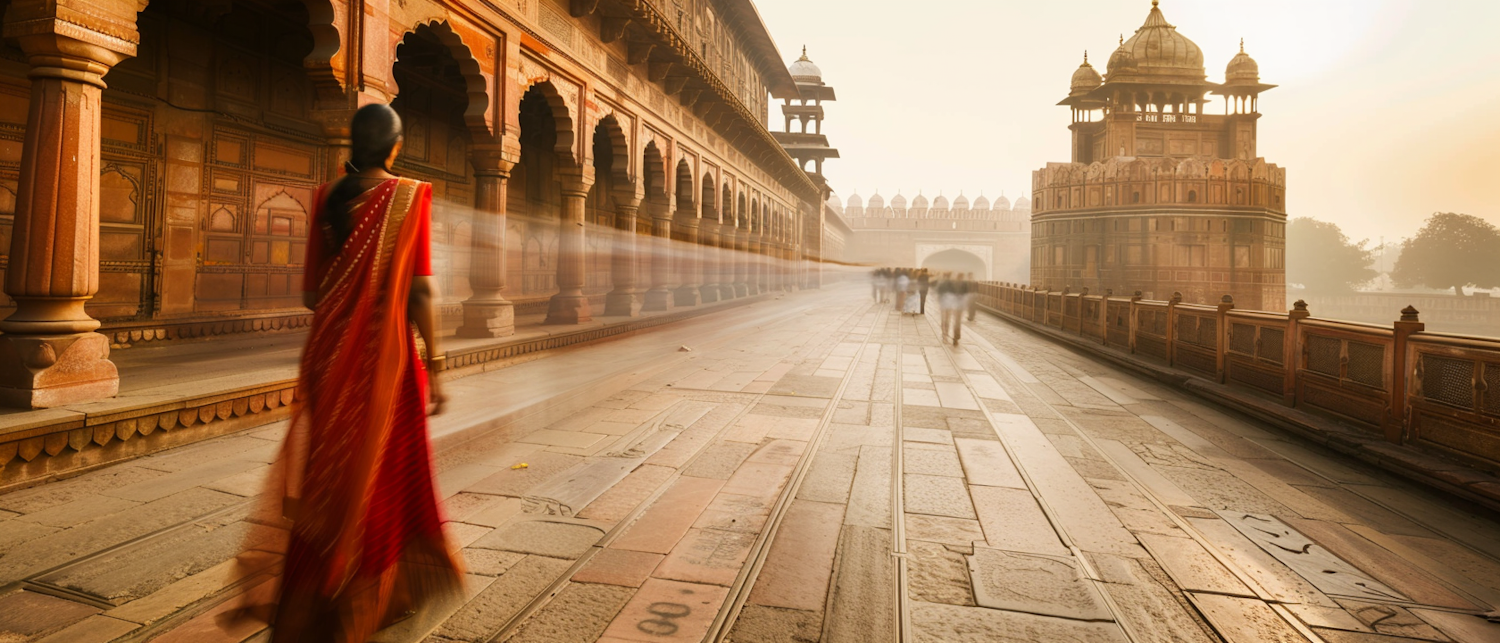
[1287,213,1500,297]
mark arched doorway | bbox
[392,23,479,305]
[512,85,565,298]
[923,249,988,279]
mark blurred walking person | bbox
[917,269,931,315]
[894,268,911,313]
[938,274,963,345]
[238,104,463,643]
[963,273,979,322]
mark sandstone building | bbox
[832,191,1030,282]
[0,0,832,407]
[1030,0,1288,310]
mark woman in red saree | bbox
[248,104,463,642]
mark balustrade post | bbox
[1391,306,1425,445]
[1166,292,1183,367]
[1216,295,1235,383]
[1285,299,1309,406]
[1100,289,1113,345]
[1128,291,1143,355]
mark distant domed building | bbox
[1033,0,1287,310]
[839,190,1031,281]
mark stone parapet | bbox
[974,282,1500,514]
[0,291,773,490]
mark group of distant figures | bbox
[870,267,979,345]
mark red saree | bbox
[250,177,463,642]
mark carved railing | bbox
[976,282,1500,476]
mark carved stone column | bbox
[0,23,136,408]
[732,229,750,298]
[603,195,644,317]
[718,227,737,299]
[642,202,675,312]
[748,233,765,296]
[547,170,594,324]
[457,153,517,337]
[699,223,720,304]
[674,215,701,307]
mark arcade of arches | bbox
[0,0,831,408]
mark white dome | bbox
[846,192,862,208]
[868,192,885,209]
[953,194,970,210]
[993,195,1011,211]
[788,47,822,82]
[932,195,949,211]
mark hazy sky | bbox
[753,0,1500,245]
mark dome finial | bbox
[1083,50,1088,64]
[1120,34,1125,46]
[798,45,809,61]
[1239,38,1245,53]
[1152,0,1159,6]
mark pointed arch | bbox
[395,20,497,144]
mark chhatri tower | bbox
[1030,0,1288,310]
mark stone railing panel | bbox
[1295,319,1394,434]
[1407,333,1500,471]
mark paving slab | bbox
[903,473,977,520]
[506,582,634,643]
[967,547,1113,621]
[1186,592,1310,643]
[969,485,1069,556]
[471,520,605,559]
[822,525,896,643]
[747,500,845,611]
[910,600,1129,643]
[598,578,729,643]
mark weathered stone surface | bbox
[726,604,823,643]
[41,517,276,605]
[613,476,726,554]
[953,437,1026,489]
[681,441,757,480]
[1286,517,1478,610]
[1090,554,1219,643]
[654,527,756,586]
[904,474,977,519]
[598,578,729,643]
[15,494,140,529]
[1335,599,1451,640]
[844,446,893,528]
[823,525,896,643]
[1216,512,1407,603]
[0,591,101,640]
[904,445,964,478]
[463,548,527,577]
[969,485,1069,556]
[748,500,845,611]
[796,451,858,504]
[1291,485,1435,539]
[1155,465,1296,516]
[0,487,242,583]
[466,451,588,498]
[1408,608,1500,642]
[907,541,976,606]
[1135,532,1254,596]
[1187,516,1340,608]
[506,582,634,643]
[906,514,985,547]
[1186,593,1309,643]
[577,464,675,524]
[471,520,604,559]
[910,600,1129,642]
[967,547,1112,621]
[430,555,573,642]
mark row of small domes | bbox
[839,192,1031,211]
[1068,1,1261,96]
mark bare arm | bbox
[408,275,447,414]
